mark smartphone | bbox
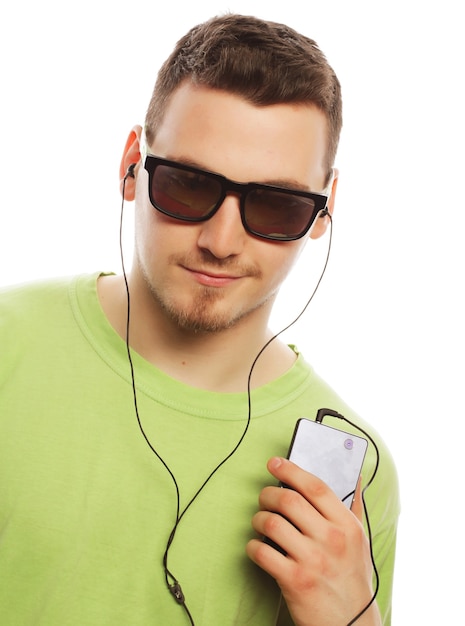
[264,418,367,553]
[287,418,368,508]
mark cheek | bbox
[134,174,161,250]
[261,240,307,288]
[133,201,168,266]
[134,203,152,251]
[134,178,169,241]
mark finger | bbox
[350,477,364,523]
[266,457,342,520]
[250,506,315,561]
[246,516,312,582]
[246,535,291,580]
[258,485,321,538]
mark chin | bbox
[167,307,241,334]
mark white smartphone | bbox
[287,417,368,508]
[264,418,368,553]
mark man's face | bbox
[132,82,329,333]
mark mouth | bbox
[183,266,243,288]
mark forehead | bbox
[150,83,328,189]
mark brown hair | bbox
[145,14,342,175]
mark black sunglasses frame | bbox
[143,154,330,242]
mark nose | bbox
[196,194,247,259]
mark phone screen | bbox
[287,418,368,507]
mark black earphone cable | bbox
[315,408,380,625]
[120,177,375,625]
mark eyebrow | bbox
[162,153,314,193]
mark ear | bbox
[309,168,339,240]
[119,125,143,200]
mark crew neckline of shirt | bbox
[69,272,315,420]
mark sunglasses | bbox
[143,154,333,242]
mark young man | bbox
[0,14,399,626]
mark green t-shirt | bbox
[0,273,400,625]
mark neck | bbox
[97,274,296,392]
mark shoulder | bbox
[0,275,75,313]
[0,273,103,319]
[0,273,101,359]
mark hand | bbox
[246,457,381,626]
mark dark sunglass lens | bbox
[245,189,316,239]
[152,165,222,219]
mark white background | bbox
[1,1,463,622]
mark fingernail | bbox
[269,456,283,470]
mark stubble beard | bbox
[140,254,269,334]
[150,281,275,334]
[155,285,239,333]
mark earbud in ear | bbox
[319,207,330,218]
[126,163,136,179]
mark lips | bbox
[184,266,242,287]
